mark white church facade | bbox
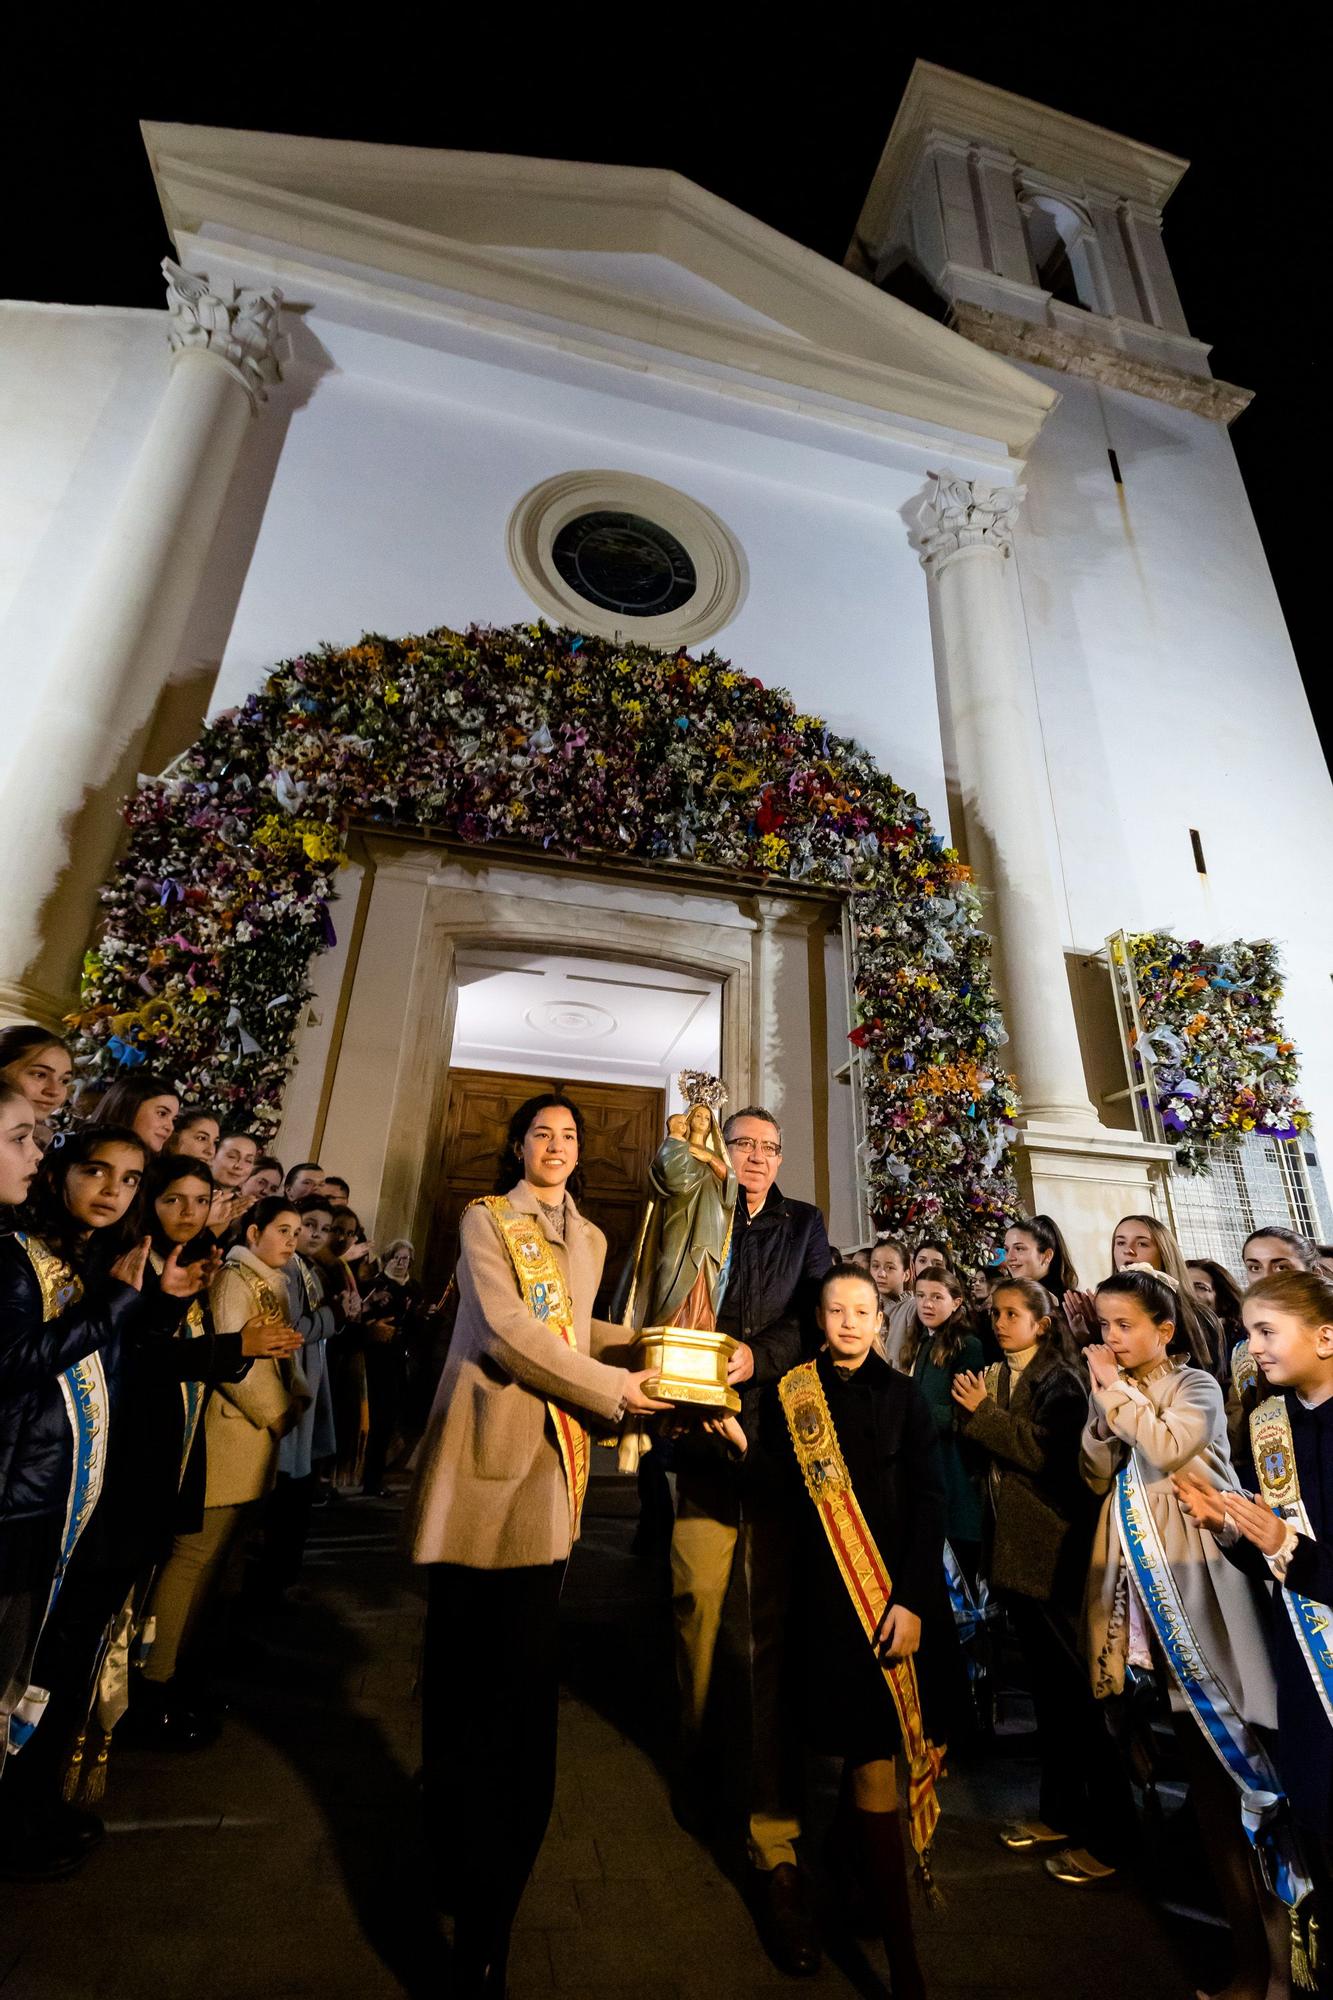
[1,61,1328,1278]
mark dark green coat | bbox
[910,1332,985,1547]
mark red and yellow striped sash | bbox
[779,1360,946,1869]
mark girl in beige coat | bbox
[1070,1266,1290,2000]
[407,1093,666,2000]
[140,1199,305,1706]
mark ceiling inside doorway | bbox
[449,950,723,1105]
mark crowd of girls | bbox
[841,1206,1333,1997]
[0,1026,440,1882]
[7,1020,1333,1997]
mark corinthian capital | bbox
[917,472,1025,567]
[162,259,284,404]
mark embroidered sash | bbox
[1116,1451,1314,1936]
[231,1258,286,1325]
[228,1256,302,1398]
[6,1237,110,1758]
[1251,1395,1333,1733]
[295,1252,322,1319]
[480,1197,590,1538]
[178,1299,207,1487]
[1232,1339,1260,1401]
[778,1360,945,1871]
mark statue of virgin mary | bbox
[616,1071,737,1336]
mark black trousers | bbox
[0,1524,139,1814]
[423,1560,564,1962]
[362,1345,405,1495]
[256,1473,316,1595]
[1005,1593,1138,1862]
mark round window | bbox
[550,511,697,618]
[507,471,747,646]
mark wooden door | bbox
[431,1068,665,1312]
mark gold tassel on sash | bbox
[60,1730,86,1804]
[480,1198,591,1536]
[779,1361,946,1892]
[1290,1905,1316,1994]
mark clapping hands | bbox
[1063,1289,1099,1344]
[110,1238,152,1291]
[1084,1343,1121,1392]
[951,1369,988,1414]
[239,1312,303,1360]
[159,1244,222,1298]
[1173,1468,1287,1556]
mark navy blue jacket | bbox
[0,1231,142,1526]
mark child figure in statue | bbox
[618,1073,737,1336]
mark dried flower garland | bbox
[71,622,1020,1259]
[1125,931,1309,1171]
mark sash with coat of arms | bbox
[1251,1395,1333,1732]
[479,1197,591,1538]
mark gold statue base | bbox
[636,1325,741,1414]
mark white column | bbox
[1118,202,1190,335]
[1085,192,1146,322]
[918,473,1098,1131]
[0,261,283,1027]
[970,145,1034,287]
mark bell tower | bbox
[847,61,1249,422]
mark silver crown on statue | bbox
[677,1069,728,1111]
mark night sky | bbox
[10,25,1321,758]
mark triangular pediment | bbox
[141,121,1056,451]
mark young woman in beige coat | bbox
[406,1093,666,1999]
[1071,1266,1291,2000]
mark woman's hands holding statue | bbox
[622,1368,673,1416]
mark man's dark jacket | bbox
[678,1185,832,1470]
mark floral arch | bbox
[72,622,1018,1260]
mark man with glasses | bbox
[670,1105,832,1975]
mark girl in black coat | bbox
[952,1278,1136,1874]
[0,1118,156,1878]
[715,1267,946,2000]
[0,1130,222,1877]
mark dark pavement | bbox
[0,1475,1221,1997]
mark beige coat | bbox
[1081,1357,1277,1726]
[406,1184,632,1569]
[202,1248,304,1509]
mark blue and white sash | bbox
[5,1239,111,1757]
[1116,1451,1312,1917]
[1232,1338,1259,1400]
[1251,1395,1333,1733]
[943,1541,986,1645]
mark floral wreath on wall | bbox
[1123,931,1309,1172]
[71,622,1019,1261]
